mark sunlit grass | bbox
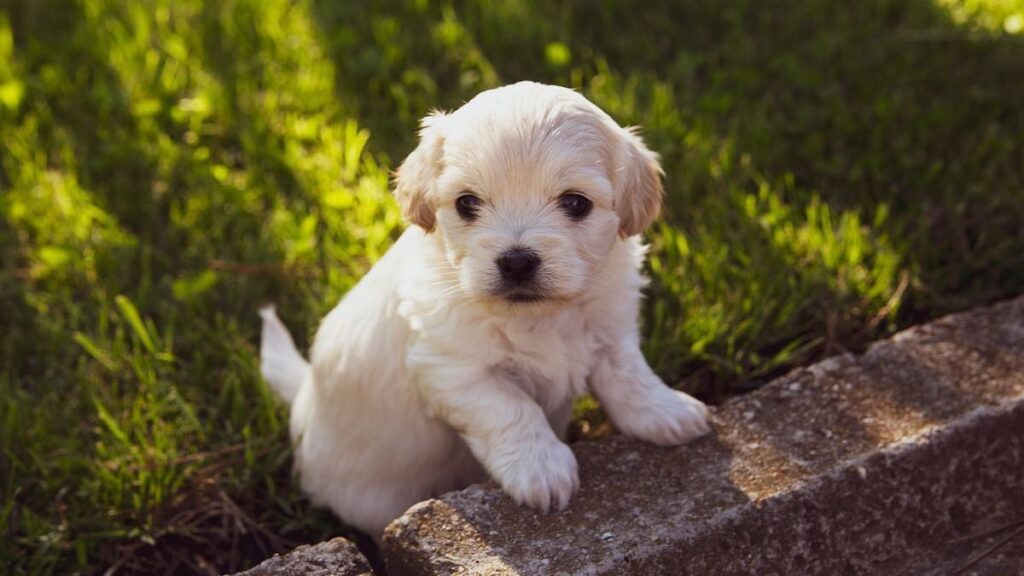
[2,0,1023,573]
[938,0,1024,32]
[1,0,397,572]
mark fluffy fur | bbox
[260,82,710,539]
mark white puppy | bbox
[260,81,709,539]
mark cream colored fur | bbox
[260,82,709,539]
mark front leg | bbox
[412,359,579,512]
[589,339,710,446]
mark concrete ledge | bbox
[382,296,1024,575]
[230,537,372,576]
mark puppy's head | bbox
[394,82,662,308]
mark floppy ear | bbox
[614,128,664,237]
[394,111,448,231]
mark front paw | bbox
[492,440,579,513]
[616,389,710,446]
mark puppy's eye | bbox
[455,193,483,221]
[557,192,593,221]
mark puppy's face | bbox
[394,82,662,309]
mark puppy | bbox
[259,81,709,539]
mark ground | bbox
[1,0,1022,573]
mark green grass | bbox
[1,0,1022,573]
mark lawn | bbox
[1,0,1023,573]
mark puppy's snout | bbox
[496,247,541,284]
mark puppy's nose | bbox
[497,248,541,283]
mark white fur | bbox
[260,82,710,539]
[258,306,308,404]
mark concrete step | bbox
[230,537,373,576]
[382,296,1024,575]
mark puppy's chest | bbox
[489,316,596,405]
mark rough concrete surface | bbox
[382,295,1024,575]
[229,537,372,576]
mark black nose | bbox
[496,248,541,283]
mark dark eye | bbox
[557,192,592,221]
[455,193,483,221]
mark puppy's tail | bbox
[258,305,309,404]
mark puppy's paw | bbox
[616,389,710,447]
[494,441,579,513]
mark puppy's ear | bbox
[394,111,448,231]
[614,128,664,237]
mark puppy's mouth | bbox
[502,291,548,304]
[490,283,551,304]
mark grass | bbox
[1,0,1022,573]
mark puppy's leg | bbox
[413,361,579,512]
[589,340,710,446]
